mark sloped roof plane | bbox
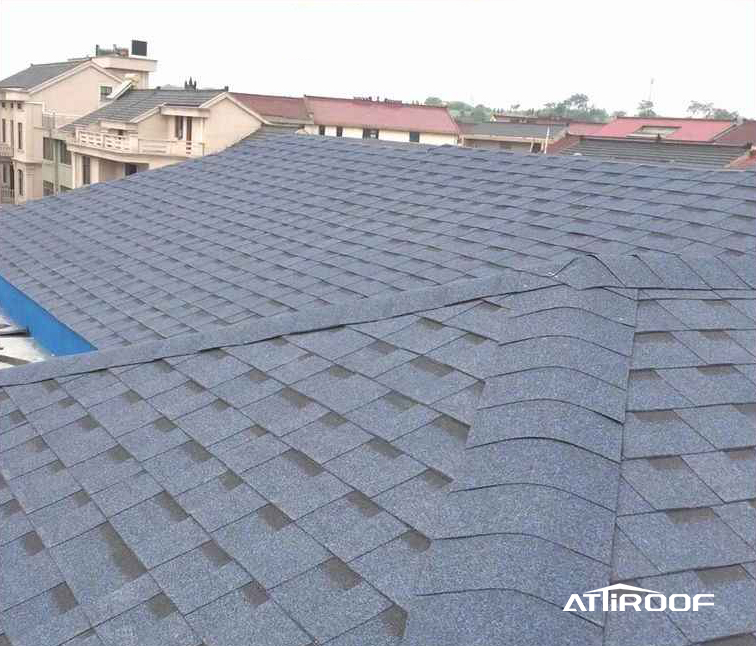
[63,87,226,131]
[594,116,735,141]
[0,59,85,89]
[231,93,310,123]
[0,255,754,646]
[1,134,754,351]
[558,136,750,168]
[304,95,459,134]
[0,133,754,646]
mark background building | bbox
[458,121,566,152]
[0,42,156,204]
[64,85,265,188]
[303,95,459,145]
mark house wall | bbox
[137,111,172,140]
[32,66,120,117]
[304,124,456,145]
[203,97,262,153]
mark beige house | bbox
[0,43,157,205]
[302,96,459,145]
[64,85,265,188]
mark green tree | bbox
[538,94,609,122]
[688,100,738,119]
[636,100,656,117]
[424,97,444,106]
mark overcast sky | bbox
[1,0,754,118]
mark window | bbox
[125,163,138,176]
[82,155,91,185]
[17,122,22,150]
[100,86,113,100]
[531,141,543,153]
[16,102,22,110]
[630,125,679,138]
[43,180,55,196]
[1,102,4,108]
[59,140,71,165]
[43,137,54,161]
[362,128,379,139]
[1,119,5,142]
[336,126,343,137]
[409,131,420,143]
[174,116,184,140]
[2,164,6,183]
[318,125,326,136]
[17,169,23,196]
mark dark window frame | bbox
[59,140,71,165]
[43,137,54,161]
[17,168,23,196]
[318,125,326,135]
[17,122,22,150]
[336,126,343,137]
[362,128,379,139]
[82,155,91,185]
[409,131,420,143]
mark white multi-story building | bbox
[0,42,157,204]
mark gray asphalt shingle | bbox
[0,131,753,646]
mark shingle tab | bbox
[1,134,755,646]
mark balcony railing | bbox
[0,187,15,204]
[72,130,205,157]
[41,112,80,130]
[0,142,12,158]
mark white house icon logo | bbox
[563,583,715,612]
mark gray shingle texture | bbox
[0,132,754,646]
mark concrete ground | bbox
[0,310,48,369]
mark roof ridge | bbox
[404,279,637,644]
[1,253,751,387]
[0,266,554,386]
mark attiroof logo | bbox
[563,584,715,612]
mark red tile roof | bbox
[593,117,735,141]
[714,120,756,145]
[231,93,309,121]
[304,96,459,135]
[727,150,756,168]
[567,122,605,136]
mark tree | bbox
[636,100,656,117]
[688,100,738,120]
[538,94,609,122]
[424,97,444,106]
[612,110,627,118]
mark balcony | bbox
[41,112,80,130]
[0,142,12,158]
[1,187,15,204]
[72,130,205,157]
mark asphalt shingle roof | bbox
[1,133,754,349]
[0,134,754,645]
[0,60,84,89]
[62,88,225,131]
[0,255,754,646]
[560,136,749,168]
